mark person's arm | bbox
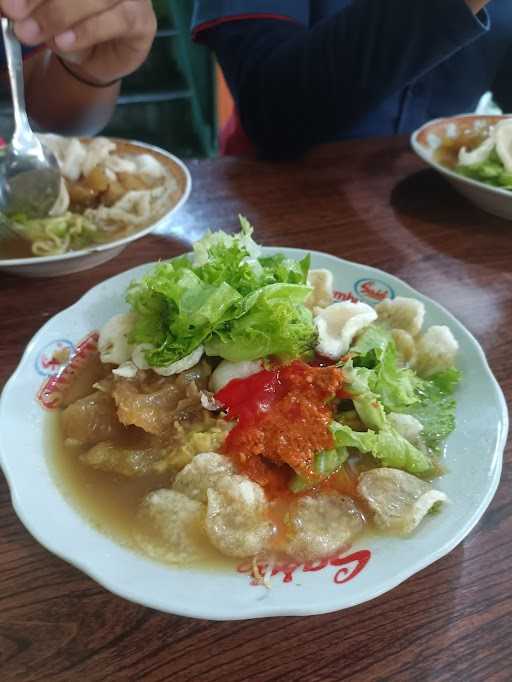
[1,0,156,136]
[24,50,120,135]
[492,43,512,114]
[23,51,119,135]
[199,0,490,157]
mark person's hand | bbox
[0,0,157,85]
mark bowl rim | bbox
[0,138,192,268]
[0,248,508,619]
[411,113,512,198]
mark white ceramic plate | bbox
[411,114,512,221]
[0,139,191,277]
[0,249,507,620]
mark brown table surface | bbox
[0,136,510,681]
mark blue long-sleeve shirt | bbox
[192,0,512,157]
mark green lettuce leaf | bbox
[346,327,419,413]
[343,329,461,459]
[352,393,387,431]
[126,217,316,367]
[205,284,315,362]
[330,421,432,474]
[395,368,462,455]
[368,343,419,412]
[289,446,349,493]
[314,447,349,477]
[429,367,462,394]
[351,324,392,367]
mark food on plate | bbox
[434,118,512,190]
[52,218,461,569]
[0,135,182,259]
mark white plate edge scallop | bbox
[0,248,508,620]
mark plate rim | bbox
[0,247,508,620]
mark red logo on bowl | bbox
[37,332,99,410]
[354,278,395,304]
[333,290,360,303]
[237,548,371,586]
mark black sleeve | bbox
[493,45,512,113]
[201,0,488,158]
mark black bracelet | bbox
[56,55,121,89]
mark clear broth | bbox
[0,233,34,259]
[45,354,445,572]
[46,413,235,572]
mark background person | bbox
[193,0,511,157]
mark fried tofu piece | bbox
[391,329,417,367]
[305,268,334,311]
[376,297,425,337]
[413,326,459,378]
[61,390,124,446]
[112,363,210,436]
[80,441,167,477]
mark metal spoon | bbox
[0,18,60,221]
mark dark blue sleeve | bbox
[201,0,488,157]
[493,46,512,112]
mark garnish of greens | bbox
[127,216,316,366]
[290,324,460,491]
[125,216,461,488]
[454,119,512,190]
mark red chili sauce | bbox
[215,361,346,497]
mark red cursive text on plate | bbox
[237,548,371,586]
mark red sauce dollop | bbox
[215,361,345,496]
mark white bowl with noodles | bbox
[411,114,512,220]
[0,248,507,620]
[0,138,191,278]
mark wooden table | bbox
[1,136,510,681]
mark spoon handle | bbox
[1,18,32,149]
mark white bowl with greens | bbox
[411,114,512,220]
[0,221,507,619]
[0,136,191,277]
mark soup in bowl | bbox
[0,135,191,277]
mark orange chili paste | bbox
[215,361,344,495]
